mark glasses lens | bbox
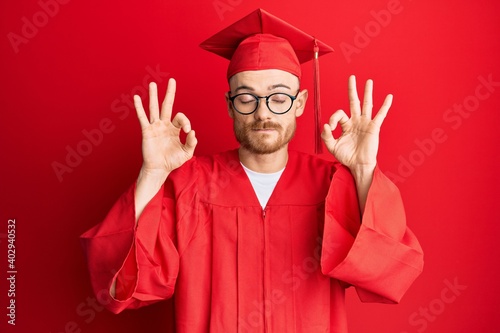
[233,94,258,114]
[268,93,293,114]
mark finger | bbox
[171,112,192,133]
[134,95,150,130]
[184,130,198,153]
[362,79,374,118]
[321,123,337,151]
[373,94,393,127]
[149,82,160,122]
[161,78,176,121]
[328,109,350,131]
[348,75,361,116]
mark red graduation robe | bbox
[80,149,423,333]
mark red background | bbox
[1,0,499,332]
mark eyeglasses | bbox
[228,92,299,115]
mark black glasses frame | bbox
[228,91,299,115]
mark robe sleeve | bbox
[320,164,424,304]
[80,161,199,314]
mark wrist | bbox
[349,164,376,214]
[134,167,169,223]
[349,163,376,184]
[137,166,169,188]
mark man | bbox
[81,8,423,333]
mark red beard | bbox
[234,120,296,154]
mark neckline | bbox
[240,162,285,177]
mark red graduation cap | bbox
[200,8,334,153]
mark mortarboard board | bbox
[200,8,334,153]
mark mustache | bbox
[248,121,282,130]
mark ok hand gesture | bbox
[135,79,197,180]
[133,78,197,220]
[321,75,392,174]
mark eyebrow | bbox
[234,85,255,93]
[269,83,292,91]
[234,83,292,93]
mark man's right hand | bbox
[133,78,197,221]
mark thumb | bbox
[184,130,198,155]
[321,124,337,152]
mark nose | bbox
[253,98,273,121]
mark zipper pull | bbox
[262,209,266,219]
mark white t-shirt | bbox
[241,163,285,209]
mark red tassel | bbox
[313,39,323,154]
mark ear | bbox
[294,89,308,118]
[225,92,235,119]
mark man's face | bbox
[226,69,308,155]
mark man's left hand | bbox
[321,75,393,175]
